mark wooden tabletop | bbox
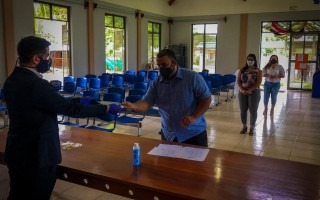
[1,125,320,200]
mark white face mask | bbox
[247,60,255,66]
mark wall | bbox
[0,0,5,87]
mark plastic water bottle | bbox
[133,143,140,166]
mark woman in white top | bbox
[262,55,285,115]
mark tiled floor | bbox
[1,90,320,200]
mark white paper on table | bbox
[148,144,209,161]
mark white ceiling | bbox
[99,0,320,17]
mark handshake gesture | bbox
[79,96,123,114]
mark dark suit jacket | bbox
[3,67,107,168]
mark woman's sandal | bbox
[249,128,254,136]
[240,127,247,134]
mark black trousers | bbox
[160,130,208,147]
[7,165,57,200]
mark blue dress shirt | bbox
[143,67,211,142]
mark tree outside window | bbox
[148,22,161,69]
[105,14,125,73]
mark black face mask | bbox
[270,59,278,64]
[160,64,174,80]
[36,59,52,73]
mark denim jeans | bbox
[238,89,261,127]
[264,81,280,105]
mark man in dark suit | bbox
[3,36,122,200]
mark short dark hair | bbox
[17,36,51,64]
[157,49,176,61]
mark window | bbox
[105,14,126,73]
[148,22,161,68]
[34,1,71,82]
[192,24,217,73]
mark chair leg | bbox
[137,122,142,137]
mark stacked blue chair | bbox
[99,75,110,93]
[75,77,87,95]
[221,75,235,102]
[125,70,135,75]
[85,93,121,132]
[137,70,147,81]
[148,70,159,81]
[124,74,137,89]
[111,76,124,87]
[49,80,62,92]
[133,82,148,94]
[63,76,75,83]
[88,77,101,91]
[108,87,125,102]
[61,81,76,97]
[117,95,145,136]
[224,74,237,98]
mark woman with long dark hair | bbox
[237,54,262,136]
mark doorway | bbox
[288,33,319,90]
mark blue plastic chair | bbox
[61,81,76,97]
[85,93,121,132]
[50,80,62,92]
[63,76,75,83]
[88,78,101,91]
[117,95,145,136]
[108,87,125,102]
[137,70,147,81]
[134,82,148,93]
[148,70,159,81]
[125,70,135,75]
[83,90,100,101]
[111,76,124,87]
[75,77,87,95]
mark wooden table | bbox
[1,126,320,200]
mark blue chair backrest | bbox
[63,81,76,94]
[125,95,143,103]
[112,76,124,87]
[137,70,147,79]
[209,74,222,79]
[134,82,148,91]
[108,87,125,101]
[126,70,135,75]
[50,80,62,92]
[85,74,97,80]
[148,71,159,81]
[64,76,75,83]
[199,72,209,78]
[210,77,222,89]
[98,75,110,88]
[83,90,100,101]
[89,78,101,90]
[76,77,87,89]
[125,74,137,84]
[103,93,122,103]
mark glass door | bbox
[288,33,319,90]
